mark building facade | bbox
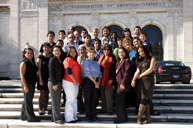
[0,0,193,79]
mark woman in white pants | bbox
[62,46,82,123]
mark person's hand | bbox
[24,86,29,93]
[39,79,43,86]
[74,81,79,86]
[95,82,100,89]
[108,79,113,85]
[53,85,58,91]
[120,85,125,91]
[131,80,136,87]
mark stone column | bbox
[8,0,20,79]
[38,0,48,51]
[164,10,175,60]
[182,0,193,68]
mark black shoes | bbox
[67,121,76,123]
[28,119,41,122]
[55,120,63,124]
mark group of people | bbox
[20,25,156,125]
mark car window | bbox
[159,62,185,66]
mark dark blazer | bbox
[48,56,64,85]
[116,58,131,92]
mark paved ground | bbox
[0,119,193,128]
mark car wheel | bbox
[171,82,175,84]
[183,81,190,84]
[154,75,159,84]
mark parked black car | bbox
[154,61,191,84]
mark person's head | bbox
[94,38,101,51]
[22,47,35,64]
[122,28,132,39]
[47,31,55,43]
[102,43,112,56]
[136,44,151,64]
[81,29,88,38]
[116,47,130,62]
[123,37,132,51]
[59,30,66,40]
[78,44,87,57]
[84,34,91,45]
[73,30,80,42]
[132,37,142,48]
[56,40,64,48]
[111,31,118,40]
[68,33,75,44]
[42,42,51,54]
[52,45,62,59]
[69,27,75,33]
[102,26,110,37]
[87,47,95,61]
[117,37,123,47]
[134,26,141,37]
[139,31,147,43]
[66,46,78,60]
[92,28,99,38]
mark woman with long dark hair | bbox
[20,47,40,122]
[114,47,131,124]
[122,28,133,39]
[62,46,81,123]
[131,44,156,125]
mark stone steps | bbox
[1,80,193,123]
[0,104,193,114]
[1,98,193,106]
[1,120,193,128]
[0,111,193,122]
[2,93,193,99]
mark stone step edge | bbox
[1,119,193,128]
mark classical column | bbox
[164,10,175,60]
[8,0,20,79]
[182,0,193,68]
[38,0,48,50]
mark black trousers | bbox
[77,79,85,112]
[115,90,127,121]
[21,83,37,121]
[84,78,99,119]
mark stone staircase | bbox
[0,80,193,123]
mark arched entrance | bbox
[73,26,87,35]
[108,25,123,37]
[142,25,163,61]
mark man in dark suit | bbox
[74,30,84,45]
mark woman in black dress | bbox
[131,44,156,125]
[37,42,51,115]
[20,47,40,122]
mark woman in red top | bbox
[98,44,116,115]
[62,46,81,123]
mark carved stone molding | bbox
[48,4,62,11]
[167,10,175,17]
[0,0,9,4]
[21,0,37,11]
[128,10,137,18]
[168,0,183,8]
[175,9,183,17]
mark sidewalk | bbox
[0,119,193,128]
